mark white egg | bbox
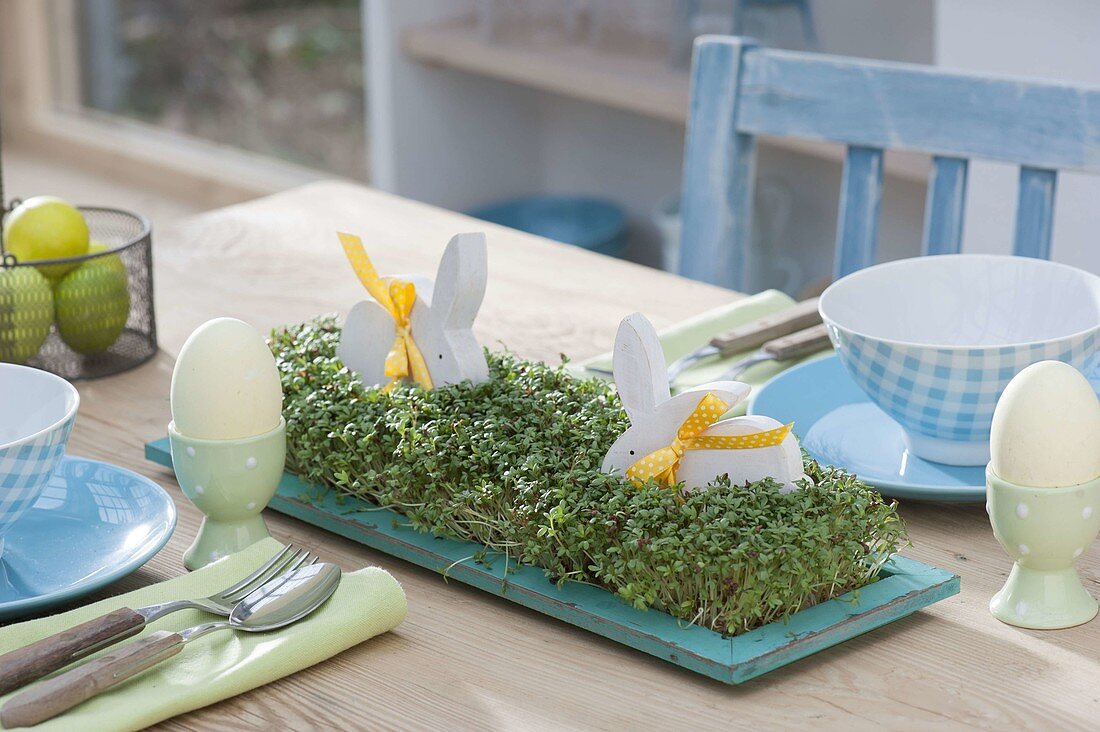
[990,360,1100,488]
[170,318,283,440]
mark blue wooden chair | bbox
[678,36,1099,291]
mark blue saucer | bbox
[750,356,991,502]
[0,456,176,620]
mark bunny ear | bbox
[612,313,671,422]
[429,233,487,331]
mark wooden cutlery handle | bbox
[0,607,145,696]
[1,630,184,729]
[709,298,821,354]
[762,324,833,361]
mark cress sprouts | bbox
[271,318,908,635]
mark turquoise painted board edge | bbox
[146,438,959,684]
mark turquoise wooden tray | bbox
[146,438,958,684]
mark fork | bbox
[0,544,314,695]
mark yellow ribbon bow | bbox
[626,392,793,486]
[339,232,434,391]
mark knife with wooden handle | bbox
[708,298,823,354]
[761,323,833,361]
[662,298,823,383]
[583,298,825,382]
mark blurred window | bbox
[51,0,367,180]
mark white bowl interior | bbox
[820,255,1100,346]
[0,365,79,448]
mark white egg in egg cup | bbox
[986,360,1100,629]
[168,418,286,571]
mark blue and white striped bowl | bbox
[820,255,1100,467]
[0,364,79,552]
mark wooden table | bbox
[54,182,1099,729]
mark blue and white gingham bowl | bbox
[0,364,79,555]
[820,255,1100,467]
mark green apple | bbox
[0,266,54,364]
[54,242,130,355]
[83,241,126,275]
[3,196,90,282]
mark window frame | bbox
[3,0,342,208]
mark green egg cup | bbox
[168,419,286,571]
[987,467,1100,629]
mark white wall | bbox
[935,0,1100,273]
[807,0,933,63]
[367,0,543,210]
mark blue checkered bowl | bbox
[820,255,1100,467]
[0,364,79,554]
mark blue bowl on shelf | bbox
[467,195,627,257]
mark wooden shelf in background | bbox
[401,19,929,182]
[402,19,690,123]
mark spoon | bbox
[1,562,342,729]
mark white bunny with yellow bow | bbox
[337,232,490,390]
[602,313,807,493]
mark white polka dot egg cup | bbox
[601,312,806,493]
[168,418,286,571]
[987,468,1100,629]
[985,360,1100,629]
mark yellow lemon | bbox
[0,266,54,364]
[3,196,90,282]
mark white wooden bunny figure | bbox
[602,313,807,493]
[337,231,490,390]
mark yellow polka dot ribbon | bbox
[626,392,793,487]
[339,232,434,391]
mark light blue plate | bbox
[749,356,1000,503]
[0,456,176,620]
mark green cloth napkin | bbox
[0,539,407,731]
[574,289,830,415]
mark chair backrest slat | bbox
[835,146,884,277]
[679,38,759,290]
[921,156,969,256]
[736,49,1100,173]
[1013,167,1057,259]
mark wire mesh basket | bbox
[0,206,157,380]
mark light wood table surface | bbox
[38,181,1100,730]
